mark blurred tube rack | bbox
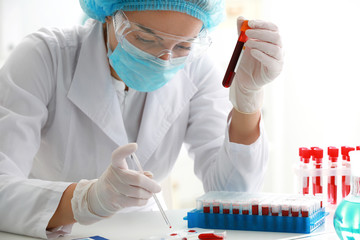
[184,191,327,234]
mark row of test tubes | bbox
[196,191,322,218]
[298,146,359,205]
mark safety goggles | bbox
[112,10,212,65]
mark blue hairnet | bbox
[79,0,225,29]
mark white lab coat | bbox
[0,20,268,239]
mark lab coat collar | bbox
[67,21,129,147]
[67,21,198,165]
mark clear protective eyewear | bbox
[112,10,212,65]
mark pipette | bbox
[222,20,251,88]
[130,153,172,229]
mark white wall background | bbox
[260,0,360,194]
[1,0,360,209]
[0,0,83,61]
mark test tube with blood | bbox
[222,20,251,88]
[222,202,231,214]
[202,200,211,227]
[241,201,250,215]
[261,202,270,216]
[203,201,211,213]
[312,148,323,196]
[212,201,220,214]
[291,203,300,217]
[271,203,280,216]
[232,202,240,214]
[281,202,290,217]
[300,203,310,217]
[327,146,339,204]
[301,148,311,195]
[310,147,320,162]
[341,146,355,198]
[251,199,259,215]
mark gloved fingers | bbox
[111,143,138,169]
[102,171,148,197]
[114,168,161,194]
[250,49,283,78]
[118,195,149,208]
[105,169,155,200]
[144,171,153,179]
[248,19,278,32]
[245,28,282,47]
[245,40,283,62]
[115,182,154,200]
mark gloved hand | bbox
[230,17,284,113]
[71,143,161,224]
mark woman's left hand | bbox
[230,17,284,113]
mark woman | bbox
[0,0,283,238]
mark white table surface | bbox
[0,209,339,240]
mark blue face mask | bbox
[107,38,186,92]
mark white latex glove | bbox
[230,17,284,113]
[71,143,161,224]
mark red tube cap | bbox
[238,20,250,42]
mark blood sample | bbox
[312,148,323,196]
[251,199,259,215]
[291,204,300,217]
[232,203,240,214]
[281,202,290,216]
[301,148,311,195]
[212,202,220,214]
[203,202,210,213]
[341,146,355,198]
[327,146,339,204]
[241,202,250,215]
[222,203,230,214]
[271,203,280,216]
[261,204,270,216]
[301,205,309,217]
[222,20,251,88]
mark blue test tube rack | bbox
[184,191,327,234]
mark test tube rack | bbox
[184,191,327,234]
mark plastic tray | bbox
[184,208,327,233]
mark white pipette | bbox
[130,153,172,229]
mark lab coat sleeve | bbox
[184,54,269,193]
[0,31,72,238]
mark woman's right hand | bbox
[72,143,161,224]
